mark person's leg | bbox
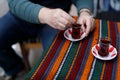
[38,24,59,50]
[0,12,39,76]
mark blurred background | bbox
[0,1,43,80]
[93,0,120,21]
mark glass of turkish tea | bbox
[71,23,82,39]
[98,38,111,57]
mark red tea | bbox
[72,24,81,39]
[98,38,111,57]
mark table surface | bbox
[26,19,120,80]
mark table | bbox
[26,19,120,80]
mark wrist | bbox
[38,7,49,24]
[79,9,92,16]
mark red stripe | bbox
[110,22,116,47]
[93,51,97,55]
[95,45,99,51]
[104,21,116,80]
[68,29,72,34]
[111,53,116,57]
[33,32,64,80]
[68,38,89,79]
[109,47,114,52]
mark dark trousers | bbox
[0,11,58,76]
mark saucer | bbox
[64,27,86,41]
[91,44,117,60]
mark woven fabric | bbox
[26,19,120,80]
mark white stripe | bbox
[88,59,96,80]
[88,20,102,80]
[99,20,102,40]
[53,42,73,80]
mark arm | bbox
[7,0,43,24]
[7,0,75,30]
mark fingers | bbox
[85,19,91,36]
[84,18,95,37]
[77,15,95,37]
[39,8,74,30]
[54,17,73,30]
[58,17,70,29]
[90,19,96,32]
[60,13,75,24]
[86,18,95,33]
[59,12,75,29]
[52,9,75,30]
[76,18,85,32]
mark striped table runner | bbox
[26,19,120,80]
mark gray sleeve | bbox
[7,0,43,24]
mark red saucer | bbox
[91,44,117,60]
[64,28,86,41]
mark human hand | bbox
[77,9,95,37]
[38,7,75,30]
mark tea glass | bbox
[98,38,111,57]
[71,24,82,39]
